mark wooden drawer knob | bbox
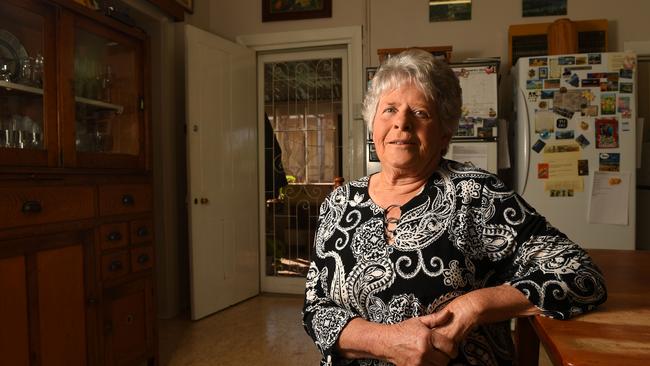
[136,254,150,264]
[108,260,123,272]
[136,226,149,237]
[121,194,135,206]
[107,231,123,241]
[22,200,43,214]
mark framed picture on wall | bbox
[522,0,566,17]
[365,67,378,93]
[262,0,332,22]
[176,0,193,12]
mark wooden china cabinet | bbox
[0,1,156,365]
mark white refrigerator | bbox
[512,52,637,250]
[448,61,500,174]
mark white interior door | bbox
[185,25,258,320]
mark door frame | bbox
[237,26,364,294]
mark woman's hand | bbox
[432,285,541,357]
[382,311,456,366]
[337,310,456,366]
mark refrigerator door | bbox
[514,53,636,250]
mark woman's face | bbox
[372,82,451,174]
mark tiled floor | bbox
[158,294,321,365]
[159,293,553,365]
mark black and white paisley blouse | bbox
[302,159,606,366]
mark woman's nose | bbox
[392,112,412,130]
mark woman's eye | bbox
[413,110,430,118]
[383,106,397,113]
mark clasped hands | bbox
[382,295,480,366]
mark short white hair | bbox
[363,49,462,141]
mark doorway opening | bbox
[260,48,347,293]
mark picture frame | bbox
[522,0,566,17]
[365,67,377,93]
[176,0,193,12]
[262,0,332,22]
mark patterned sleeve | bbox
[478,174,607,320]
[302,196,357,365]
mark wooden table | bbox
[515,249,650,366]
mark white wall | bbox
[188,0,650,67]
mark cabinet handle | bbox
[137,254,150,264]
[87,297,98,305]
[121,194,135,206]
[22,200,42,214]
[137,226,149,237]
[108,260,123,272]
[200,197,209,204]
[107,231,122,241]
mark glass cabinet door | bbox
[0,1,56,167]
[70,17,145,169]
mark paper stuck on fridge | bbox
[588,171,630,225]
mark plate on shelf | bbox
[0,29,28,82]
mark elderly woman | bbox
[302,49,606,366]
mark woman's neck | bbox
[369,170,430,208]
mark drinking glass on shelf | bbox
[100,65,113,102]
[18,57,33,85]
[32,54,44,87]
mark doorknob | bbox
[200,197,209,204]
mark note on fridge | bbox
[588,171,631,225]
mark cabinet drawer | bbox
[101,251,130,281]
[0,186,95,230]
[98,184,152,217]
[99,222,129,251]
[130,219,153,245]
[130,246,154,273]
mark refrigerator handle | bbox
[519,87,530,196]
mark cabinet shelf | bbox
[0,80,44,95]
[74,96,124,114]
[0,80,124,114]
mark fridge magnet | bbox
[535,110,555,133]
[623,53,637,70]
[568,74,580,87]
[581,79,600,87]
[562,68,572,78]
[483,118,497,128]
[556,118,568,129]
[541,90,554,99]
[618,96,631,118]
[559,86,568,93]
[588,53,602,65]
[622,121,631,131]
[556,130,575,139]
[619,82,633,93]
[576,134,590,148]
[429,0,472,22]
[522,0,566,17]
[566,65,592,72]
[544,79,560,89]
[538,163,549,179]
[583,105,598,117]
[526,79,543,89]
[543,143,579,153]
[539,67,548,79]
[527,91,539,102]
[539,101,548,109]
[539,130,551,139]
[558,56,576,65]
[554,107,574,119]
[529,57,548,67]
[581,90,596,102]
[575,56,587,65]
[456,124,475,137]
[620,68,633,79]
[532,139,546,153]
[595,118,619,148]
[528,69,536,78]
[578,159,589,176]
[586,72,607,79]
[477,127,493,138]
[600,94,616,115]
[488,108,497,118]
[549,58,560,78]
[580,121,590,130]
[599,152,620,172]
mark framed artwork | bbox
[365,67,377,93]
[262,0,332,22]
[522,0,567,17]
[429,0,471,22]
[176,0,193,12]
